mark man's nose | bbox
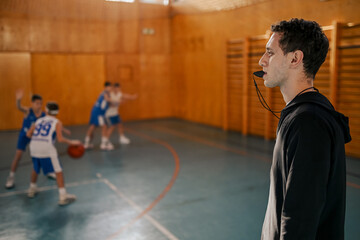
[259,53,266,67]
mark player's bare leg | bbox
[107,125,116,138]
[84,125,96,149]
[100,125,113,150]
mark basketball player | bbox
[104,83,137,149]
[5,90,46,189]
[27,102,81,206]
[84,82,113,150]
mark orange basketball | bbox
[67,144,85,159]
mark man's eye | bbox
[267,52,273,56]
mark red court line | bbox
[347,181,360,189]
[150,125,271,163]
[106,127,180,240]
[150,125,360,190]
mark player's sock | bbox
[84,136,94,149]
[59,188,66,196]
[100,137,108,150]
[28,182,38,198]
[120,135,130,144]
[5,172,15,189]
[101,137,108,144]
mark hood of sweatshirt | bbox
[280,91,352,143]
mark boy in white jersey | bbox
[104,83,137,150]
[27,102,81,206]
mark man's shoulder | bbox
[281,103,331,131]
[289,102,330,120]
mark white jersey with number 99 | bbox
[29,115,58,158]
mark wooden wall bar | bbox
[337,23,360,157]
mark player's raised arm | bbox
[55,121,81,145]
[15,89,29,114]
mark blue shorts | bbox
[32,157,61,175]
[17,134,31,151]
[106,115,122,126]
[89,110,105,127]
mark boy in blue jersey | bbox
[84,82,113,150]
[5,90,46,189]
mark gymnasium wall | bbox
[1,0,360,157]
[0,0,172,130]
[171,0,360,157]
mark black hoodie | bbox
[261,92,351,240]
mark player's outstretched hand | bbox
[15,89,24,100]
[70,140,82,146]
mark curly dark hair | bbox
[271,18,329,79]
[31,94,42,102]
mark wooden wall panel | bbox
[0,18,30,51]
[139,3,169,19]
[138,54,172,118]
[122,20,140,54]
[140,18,170,54]
[31,54,105,125]
[105,54,140,120]
[172,21,225,127]
[0,53,32,130]
[171,53,186,118]
[105,53,173,121]
[29,19,107,53]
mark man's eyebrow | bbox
[266,47,274,51]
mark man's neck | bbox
[280,76,315,105]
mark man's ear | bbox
[290,50,304,67]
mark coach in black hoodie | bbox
[258,19,351,240]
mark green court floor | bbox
[1,119,359,240]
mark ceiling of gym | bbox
[0,0,269,21]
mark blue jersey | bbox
[92,91,110,115]
[20,109,46,136]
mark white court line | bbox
[96,173,179,240]
[0,179,101,198]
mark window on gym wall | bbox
[105,0,169,5]
[140,0,169,5]
[105,0,135,3]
